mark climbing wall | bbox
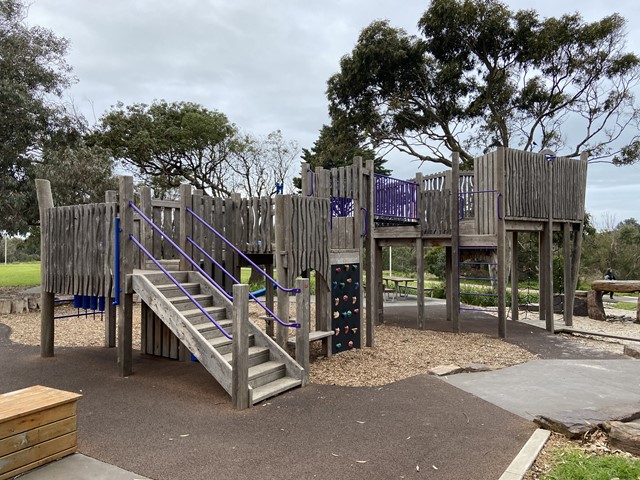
[331,263,361,354]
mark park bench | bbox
[588,280,640,322]
[401,285,434,298]
[0,385,81,480]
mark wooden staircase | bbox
[131,270,304,405]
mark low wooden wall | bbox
[43,202,116,297]
[0,385,81,480]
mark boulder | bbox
[604,420,640,456]
[428,364,463,376]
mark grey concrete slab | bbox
[17,454,151,480]
[444,359,640,421]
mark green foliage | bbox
[580,217,640,281]
[0,0,87,234]
[302,123,389,174]
[327,0,640,168]
[0,262,40,286]
[541,448,640,479]
[425,247,446,279]
[0,236,39,263]
[91,100,239,198]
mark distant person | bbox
[604,267,616,299]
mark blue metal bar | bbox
[55,311,92,320]
[113,216,121,306]
[188,238,299,328]
[360,207,368,238]
[130,234,233,339]
[460,261,498,266]
[307,168,314,196]
[129,202,231,301]
[460,306,499,313]
[186,207,300,294]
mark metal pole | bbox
[4,235,7,264]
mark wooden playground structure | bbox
[36,147,588,408]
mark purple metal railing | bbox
[186,207,300,294]
[129,234,233,339]
[187,237,299,328]
[374,174,418,221]
[130,202,231,300]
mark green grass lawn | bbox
[542,448,640,479]
[0,262,41,287]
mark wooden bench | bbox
[287,330,334,357]
[0,385,81,480]
[589,280,640,322]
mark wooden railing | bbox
[43,202,116,297]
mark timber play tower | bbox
[36,147,588,408]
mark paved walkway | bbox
[1,325,533,480]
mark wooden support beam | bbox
[36,179,55,358]
[569,222,584,327]
[544,162,555,332]
[562,223,573,326]
[118,176,135,376]
[416,237,425,329]
[496,147,507,338]
[265,263,275,338]
[511,232,519,322]
[274,196,289,349]
[295,278,310,386]
[179,184,193,271]
[539,230,546,322]
[450,153,460,333]
[231,284,249,410]
[104,190,118,348]
[365,159,376,347]
[445,247,452,322]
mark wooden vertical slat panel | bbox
[213,197,224,288]
[202,196,213,275]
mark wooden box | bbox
[0,385,81,480]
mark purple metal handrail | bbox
[186,207,300,294]
[188,238,299,329]
[129,202,231,300]
[374,174,418,221]
[130,234,232,339]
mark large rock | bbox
[534,405,640,439]
[604,420,640,456]
[624,344,640,359]
[587,290,606,321]
[428,364,463,376]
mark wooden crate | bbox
[0,385,81,480]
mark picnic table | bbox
[589,280,640,321]
[382,276,434,301]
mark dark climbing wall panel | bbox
[331,263,361,354]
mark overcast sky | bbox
[28,0,640,228]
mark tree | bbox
[230,130,300,197]
[327,0,640,169]
[0,0,77,234]
[91,101,239,197]
[302,122,390,174]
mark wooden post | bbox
[118,176,135,376]
[539,230,547,322]
[104,190,118,348]
[231,284,250,410]
[416,237,425,329]
[315,272,330,355]
[496,147,507,338]
[36,179,55,357]
[511,231,519,322]
[544,161,555,333]
[354,156,365,351]
[364,160,376,347]
[179,184,193,271]
[563,223,573,326]
[295,278,310,385]
[445,246,452,322]
[275,195,289,349]
[139,186,152,269]
[301,162,310,196]
[265,263,275,337]
[451,152,460,333]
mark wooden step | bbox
[208,334,254,355]
[155,282,201,298]
[248,361,286,388]
[181,306,227,324]
[142,271,189,285]
[252,377,302,405]
[143,259,181,271]
[287,330,334,347]
[223,346,270,368]
[169,294,213,311]
[193,319,232,340]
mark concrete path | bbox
[444,359,640,421]
[17,454,151,480]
